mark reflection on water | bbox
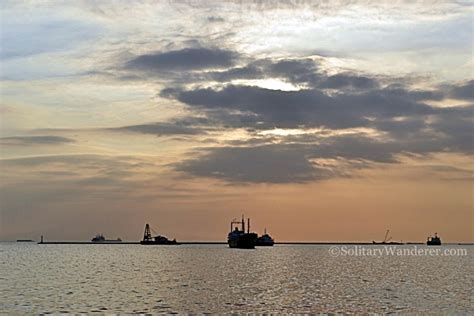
[1,243,471,313]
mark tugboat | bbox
[91,234,122,243]
[427,233,442,246]
[140,224,179,245]
[256,228,275,246]
[228,216,258,249]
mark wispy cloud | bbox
[0,135,75,146]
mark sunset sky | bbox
[0,1,472,242]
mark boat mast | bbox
[247,218,250,233]
[242,214,245,232]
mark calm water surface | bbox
[1,243,472,313]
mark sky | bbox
[0,0,473,242]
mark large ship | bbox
[256,228,275,246]
[427,233,441,246]
[91,234,122,243]
[140,224,179,245]
[228,216,258,249]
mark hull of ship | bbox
[256,241,274,246]
[140,240,180,245]
[228,233,257,249]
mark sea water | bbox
[1,243,472,313]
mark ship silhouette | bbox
[427,233,441,246]
[256,228,275,246]
[91,234,122,243]
[140,224,179,245]
[228,216,257,249]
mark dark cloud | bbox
[162,85,474,183]
[449,80,474,101]
[314,135,399,163]
[175,145,335,184]
[0,135,75,146]
[173,124,473,184]
[371,117,426,137]
[111,121,209,136]
[174,133,406,184]
[318,74,379,90]
[266,58,319,84]
[376,87,444,101]
[207,58,321,85]
[430,107,473,153]
[122,55,322,86]
[161,85,440,130]
[125,48,237,71]
[119,50,473,184]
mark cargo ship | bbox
[256,228,275,246]
[427,233,441,246]
[140,224,179,245]
[91,234,122,243]
[228,216,258,249]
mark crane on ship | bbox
[140,223,179,245]
[382,229,392,243]
[372,229,401,244]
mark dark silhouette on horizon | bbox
[256,228,275,246]
[140,223,179,245]
[427,232,442,246]
[372,229,403,245]
[227,216,258,249]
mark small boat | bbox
[16,239,34,242]
[91,234,122,243]
[140,224,179,245]
[256,228,274,246]
[427,233,441,246]
[228,216,257,249]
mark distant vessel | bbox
[256,228,274,246]
[91,234,122,243]
[372,229,403,245]
[16,239,34,242]
[140,224,179,245]
[228,216,258,249]
[427,233,441,246]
